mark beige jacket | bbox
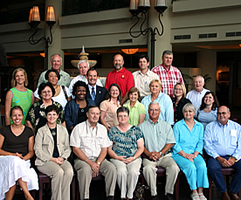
[34,124,71,166]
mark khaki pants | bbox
[142,153,180,196]
[110,158,142,199]
[37,160,73,200]
[74,158,117,200]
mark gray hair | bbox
[182,103,196,114]
[194,75,205,83]
[148,101,160,110]
[77,60,89,69]
[51,54,62,62]
[162,50,173,58]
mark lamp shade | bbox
[46,6,56,26]
[31,6,40,22]
[138,0,150,13]
[121,48,139,55]
[155,0,167,13]
[28,8,33,23]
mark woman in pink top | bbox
[100,83,121,131]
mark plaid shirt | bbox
[151,65,184,97]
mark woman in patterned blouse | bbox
[107,107,144,200]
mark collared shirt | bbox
[105,67,135,97]
[123,100,146,126]
[186,88,209,115]
[141,92,174,125]
[151,65,184,97]
[37,69,71,87]
[132,69,160,97]
[138,119,175,153]
[172,119,204,155]
[204,119,241,160]
[70,120,112,159]
[69,75,102,96]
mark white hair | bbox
[77,60,89,69]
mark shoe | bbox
[166,193,174,200]
[222,191,231,200]
[198,193,207,200]
[191,192,200,200]
[151,196,159,200]
[228,190,241,200]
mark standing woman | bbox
[34,69,71,110]
[0,106,38,200]
[123,87,146,126]
[172,83,191,122]
[197,91,218,129]
[172,103,209,200]
[100,83,121,131]
[5,68,34,125]
[65,81,94,133]
[108,107,144,200]
[141,79,174,125]
[34,105,73,200]
[25,82,64,133]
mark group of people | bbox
[0,51,240,200]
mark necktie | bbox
[91,87,95,100]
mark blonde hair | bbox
[174,83,187,97]
[149,79,162,90]
[11,68,28,88]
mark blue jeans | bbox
[208,156,241,193]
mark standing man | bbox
[186,75,209,114]
[105,54,135,104]
[86,68,107,107]
[37,54,71,87]
[139,102,180,200]
[70,106,117,200]
[69,60,103,95]
[132,55,160,99]
[204,106,241,200]
[152,50,184,97]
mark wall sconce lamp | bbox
[28,5,56,68]
[129,0,167,68]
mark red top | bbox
[105,67,135,97]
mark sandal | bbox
[198,193,207,200]
[191,193,200,200]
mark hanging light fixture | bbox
[121,48,139,55]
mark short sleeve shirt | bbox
[108,125,143,157]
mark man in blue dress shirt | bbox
[204,105,241,200]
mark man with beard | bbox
[105,54,135,104]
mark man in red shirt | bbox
[105,54,134,104]
[152,50,184,97]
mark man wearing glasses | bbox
[204,106,241,200]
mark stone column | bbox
[148,0,172,68]
[45,0,64,69]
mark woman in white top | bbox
[34,69,71,110]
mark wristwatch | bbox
[160,151,163,157]
[97,161,101,165]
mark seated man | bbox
[204,106,241,200]
[138,102,180,200]
[70,106,117,200]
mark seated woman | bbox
[108,107,144,200]
[26,82,64,133]
[123,87,146,126]
[197,91,218,130]
[172,103,209,200]
[65,81,95,133]
[100,83,121,131]
[34,105,73,200]
[34,69,71,110]
[172,83,191,122]
[0,106,38,200]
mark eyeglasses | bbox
[149,109,160,112]
[217,112,227,115]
